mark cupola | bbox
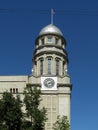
[39,24,63,36]
[32,24,68,77]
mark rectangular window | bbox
[55,38,59,44]
[41,38,44,45]
[40,59,43,75]
[56,59,59,75]
[48,58,51,74]
[47,37,52,43]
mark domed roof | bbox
[39,24,63,36]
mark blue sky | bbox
[0,0,98,130]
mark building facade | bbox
[0,24,72,130]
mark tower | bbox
[0,22,72,130]
[29,24,72,130]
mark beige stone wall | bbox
[41,86,71,130]
[0,76,28,93]
[41,94,58,130]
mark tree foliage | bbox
[0,92,23,130]
[53,115,70,130]
[0,84,47,130]
[23,84,47,130]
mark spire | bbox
[51,9,55,24]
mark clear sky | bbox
[0,0,98,130]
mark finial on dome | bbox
[51,9,55,24]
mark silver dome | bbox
[39,24,63,36]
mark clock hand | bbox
[47,81,51,86]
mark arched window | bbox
[40,59,43,75]
[63,61,65,75]
[47,58,52,74]
[56,59,59,75]
[10,88,18,93]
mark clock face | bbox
[44,78,55,88]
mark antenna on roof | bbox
[51,9,55,24]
